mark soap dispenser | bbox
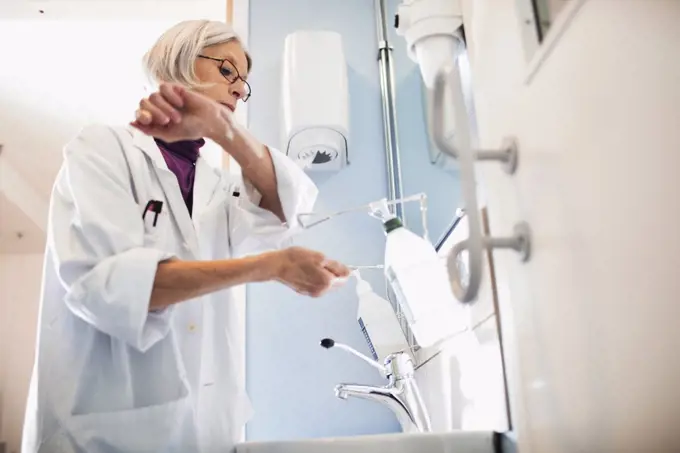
[354,271,410,361]
[383,216,461,348]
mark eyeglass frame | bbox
[197,55,251,102]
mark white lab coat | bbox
[21,124,317,453]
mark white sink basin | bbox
[233,431,497,453]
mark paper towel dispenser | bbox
[281,30,349,172]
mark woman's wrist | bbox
[212,126,266,170]
[252,251,283,283]
[206,115,235,144]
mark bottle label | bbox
[385,266,416,325]
[357,317,380,361]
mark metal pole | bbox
[375,0,419,361]
[375,0,405,221]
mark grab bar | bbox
[430,64,531,303]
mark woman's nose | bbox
[231,80,247,100]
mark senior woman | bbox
[22,20,349,453]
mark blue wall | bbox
[384,0,462,240]
[246,0,461,441]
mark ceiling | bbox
[0,0,227,253]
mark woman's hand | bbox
[265,247,351,297]
[130,83,236,143]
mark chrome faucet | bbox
[320,338,432,433]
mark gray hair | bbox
[142,20,252,88]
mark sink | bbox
[233,431,497,453]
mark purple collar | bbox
[154,138,206,215]
[154,138,205,164]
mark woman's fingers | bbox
[176,85,208,110]
[306,268,337,297]
[150,92,182,123]
[159,83,185,109]
[129,120,161,139]
[139,99,170,125]
[140,97,175,125]
[135,109,153,126]
[323,259,351,278]
[133,84,184,127]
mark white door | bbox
[461,1,680,452]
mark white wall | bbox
[415,316,508,433]
[414,211,508,433]
[462,1,680,451]
[0,254,43,452]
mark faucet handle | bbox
[320,338,387,375]
[384,351,416,380]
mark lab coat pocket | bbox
[142,209,172,251]
[68,395,195,452]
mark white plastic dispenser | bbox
[354,270,410,361]
[383,216,462,348]
[281,30,349,172]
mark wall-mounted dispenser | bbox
[395,0,469,171]
[281,30,349,172]
[394,0,464,89]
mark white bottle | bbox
[383,217,461,348]
[355,271,410,361]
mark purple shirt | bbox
[154,138,206,215]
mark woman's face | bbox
[193,40,250,112]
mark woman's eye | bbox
[220,67,234,77]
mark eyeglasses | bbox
[197,55,251,102]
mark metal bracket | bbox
[485,222,532,262]
[432,65,519,174]
[431,65,532,303]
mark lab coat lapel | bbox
[192,157,222,229]
[131,129,200,257]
